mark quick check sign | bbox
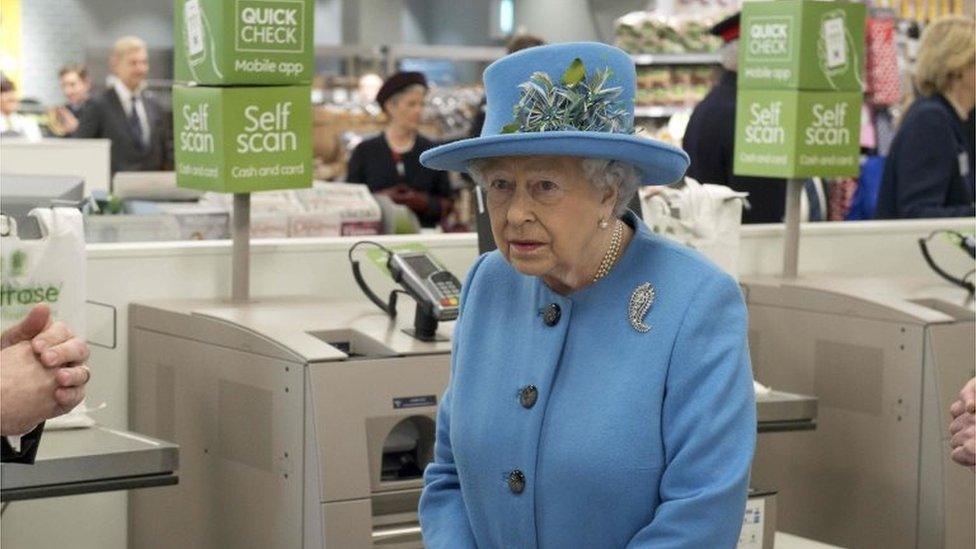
[235,0,305,53]
[747,16,793,62]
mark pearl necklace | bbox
[592,219,623,283]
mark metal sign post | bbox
[782,179,803,278]
[231,193,250,303]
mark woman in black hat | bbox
[346,71,453,227]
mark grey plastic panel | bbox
[1,427,177,491]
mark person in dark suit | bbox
[48,63,91,137]
[875,16,975,219]
[74,36,172,174]
[682,13,787,224]
[346,71,453,227]
[1,305,91,464]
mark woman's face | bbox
[385,87,426,131]
[0,90,18,116]
[960,64,976,109]
[481,156,617,283]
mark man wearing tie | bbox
[75,36,173,173]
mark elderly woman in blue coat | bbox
[418,42,756,548]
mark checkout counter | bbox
[745,275,975,549]
[127,295,817,549]
[128,298,451,548]
[1,427,178,502]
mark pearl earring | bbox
[599,218,609,229]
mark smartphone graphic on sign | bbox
[821,16,847,69]
[185,0,205,66]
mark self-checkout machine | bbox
[128,3,460,547]
[735,3,975,548]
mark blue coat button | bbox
[541,303,561,327]
[519,385,538,409]
[508,469,525,494]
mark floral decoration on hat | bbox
[501,58,634,135]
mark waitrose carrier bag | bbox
[0,208,96,429]
[641,178,748,279]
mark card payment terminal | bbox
[349,242,461,341]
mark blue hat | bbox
[419,42,689,185]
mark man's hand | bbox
[949,377,976,470]
[0,341,87,436]
[949,412,976,469]
[30,320,91,410]
[0,305,92,435]
[950,377,976,418]
[30,319,91,369]
[1,304,52,350]
[58,107,80,135]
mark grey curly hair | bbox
[468,157,642,218]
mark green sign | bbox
[174,85,312,192]
[174,0,313,85]
[739,0,865,91]
[734,89,861,178]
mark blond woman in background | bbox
[875,16,975,218]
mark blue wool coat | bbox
[419,212,756,548]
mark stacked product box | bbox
[201,183,383,238]
[297,183,383,236]
[734,0,865,178]
[173,0,313,193]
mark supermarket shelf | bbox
[631,53,722,66]
[315,44,385,59]
[386,44,507,74]
[633,105,694,118]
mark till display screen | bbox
[404,255,438,279]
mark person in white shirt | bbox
[73,36,172,173]
[0,76,43,141]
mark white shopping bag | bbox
[1,208,96,429]
[641,177,748,279]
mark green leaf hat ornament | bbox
[420,42,689,185]
[500,57,632,135]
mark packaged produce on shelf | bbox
[635,66,715,107]
[614,11,727,54]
